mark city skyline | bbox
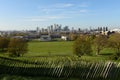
[0,0,120,30]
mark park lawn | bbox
[0,41,118,80]
[0,41,115,61]
[26,41,74,56]
[15,41,114,61]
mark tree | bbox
[73,35,92,57]
[69,32,77,41]
[94,35,108,55]
[109,33,120,59]
[8,38,28,57]
[0,37,9,51]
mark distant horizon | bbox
[0,24,119,31]
[0,0,120,30]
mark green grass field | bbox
[26,41,73,56]
[0,41,119,80]
[17,40,115,61]
[0,41,115,61]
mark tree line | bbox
[0,33,120,60]
[73,33,120,60]
[0,37,27,57]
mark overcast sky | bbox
[0,0,120,30]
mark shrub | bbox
[8,38,28,57]
[73,35,92,57]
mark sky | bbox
[0,0,120,30]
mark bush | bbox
[73,35,92,57]
[110,52,120,60]
[8,38,28,57]
[109,33,120,60]
[0,37,9,52]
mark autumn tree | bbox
[69,32,77,41]
[109,33,120,59]
[8,38,28,57]
[73,35,92,57]
[94,35,108,55]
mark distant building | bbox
[61,36,69,41]
[40,35,52,41]
[110,28,120,33]
[101,31,110,35]
[12,36,24,39]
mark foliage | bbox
[69,33,77,41]
[73,35,92,57]
[8,38,28,57]
[109,33,120,53]
[94,35,108,55]
[90,34,96,40]
[0,37,9,51]
[109,33,120,60]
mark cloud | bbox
[38,2,89,19]
[79,3,89,7]
[79,9,88,13]
[55,3,74,8]
[29,18,46,22]
[41,8,64,14]
[25,16,71,22]
[40,3,74,14]
[59,9,88,16]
